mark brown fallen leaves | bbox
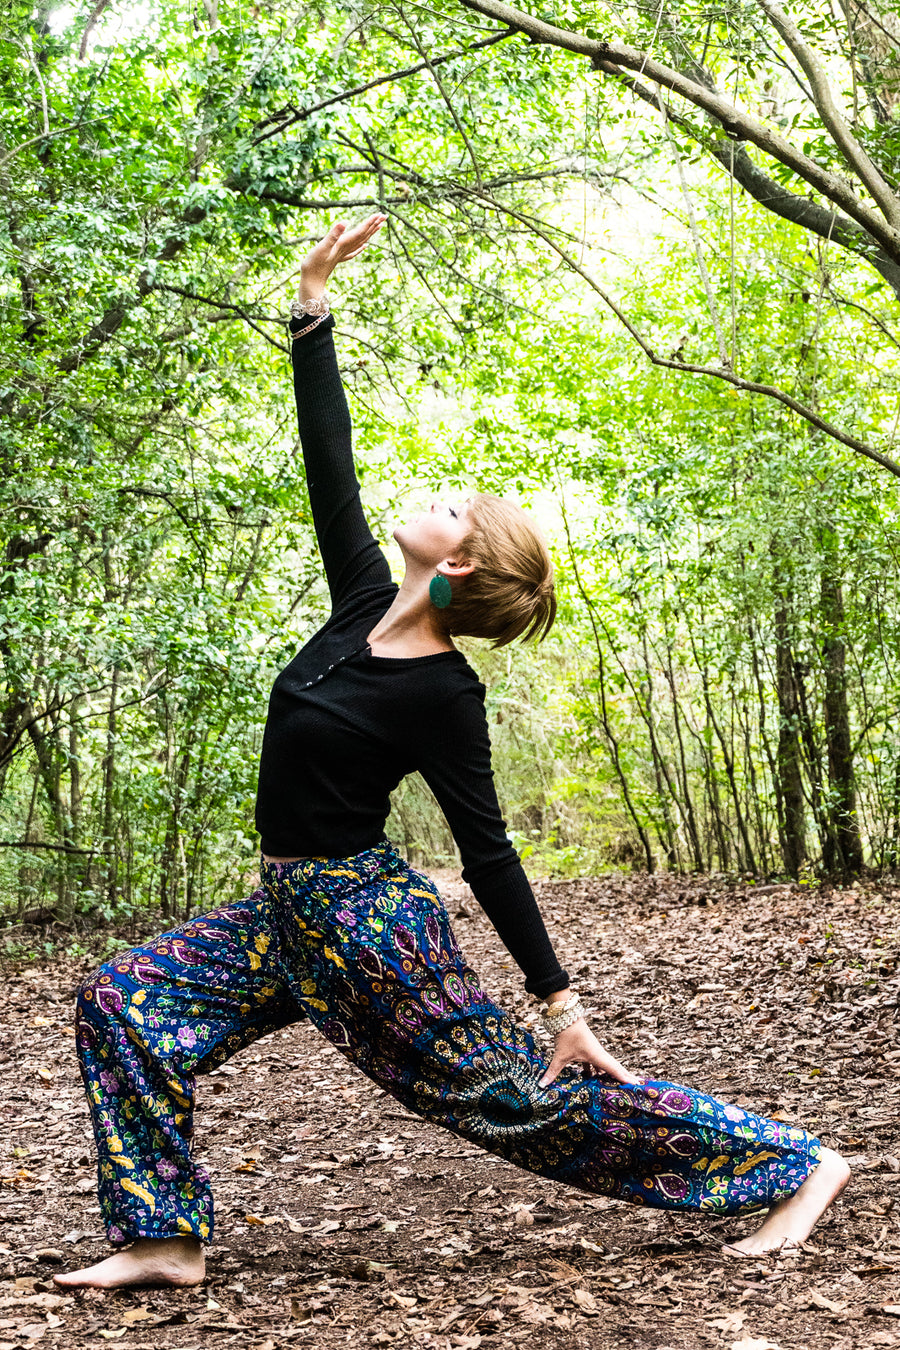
[1,869,899,1347]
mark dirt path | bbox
[2,871,899,1350]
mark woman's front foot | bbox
[722,1147,850,1258]
[53,1236,205,1289]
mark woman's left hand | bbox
[299,214,386,300]
[538,1018,642,1088]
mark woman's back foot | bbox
[53,1236,205,1290]
[722,1147,850,1258]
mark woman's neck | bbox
[367,574,455,657]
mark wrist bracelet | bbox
[540,991,579,1018]
[290,313,329,341]
[291,293,331,318]
[543,998,585,1035]
[539,993,585,1036]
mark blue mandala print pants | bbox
[75,843,821,1244]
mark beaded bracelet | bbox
[290,312,329,341]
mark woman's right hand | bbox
[299,213,387,301]
[538,1018,643,1088]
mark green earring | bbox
[429,573,453,609]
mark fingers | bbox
[336,213,386,256]
[540,1058,642,1089]
[594,1055,641,1085]
[538,1053,564,1089]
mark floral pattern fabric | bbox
[76,843,820,1244]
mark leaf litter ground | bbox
[2,871,899,1350]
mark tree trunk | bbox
[102,666,120,910]
[793,656,836,872]
[890,756,900,872]
[821,567,864,877]
[639,631,678,868]
[560,511,655,870]
[689,624,758,873]
[773,601,806,876]
[662,643,705,871]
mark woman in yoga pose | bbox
[57,215,848,1289]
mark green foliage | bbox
[2,0,900,934]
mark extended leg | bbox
[723,1147,850,1256]
[56,888,303,1288]
[271,857,833,1228]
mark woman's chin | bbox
[392,525,423,557]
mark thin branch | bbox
[249,164,613,223]
[236,190,417,210]
[656,85,729,366]
[0,114,110,170]
[847,0,900,54]
[117,486,209,564]
[0,840,111,854]
[24,35,49,135]
[468,189,900,477]
[755,0,900,229]
[825,284,900,349]
[455,0,900,263]
[593,60,900,297]
[251,30,513,146]
[148,281,290,352]
[756,31,815,104]
[225,0,309,111]
[362,127,387,209]
[398,6,483,189]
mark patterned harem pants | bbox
[74,844,821,1244]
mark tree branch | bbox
[0,114,110,171]
[251,30,513,146]
[78,0,110,61]
[468,189,900,477]
[147,282,289,352]
[23,35,49,136]
[596,61,900,299]
[656,85,729,366]
[756,0,900,228]
[117,486,209,566]
[0,839,111,854]
[399,7,483,189]
[455,0,900,266]
[55,206,207,371]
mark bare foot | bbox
[53,1236,205,1290]
[722,1147,850,1258]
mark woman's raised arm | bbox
[291,215,392,611]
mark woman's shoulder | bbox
[413,654,487,713]
[324,580,399,631]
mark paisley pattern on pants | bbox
[75,843,821,1243]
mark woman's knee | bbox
[75,956,132,1028]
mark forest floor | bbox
[1,870,899,1350]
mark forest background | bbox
[2,0,900,938]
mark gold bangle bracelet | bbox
[540,991,579,1019]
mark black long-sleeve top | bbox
[254,312,569,998]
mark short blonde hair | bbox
[444,493,556,647]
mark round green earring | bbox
[429,573,453,609]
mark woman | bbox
[57,215,848,1290]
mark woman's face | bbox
[393,498,471,569]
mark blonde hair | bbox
[444,493,556,648]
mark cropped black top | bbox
[254,312,568,998]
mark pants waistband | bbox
[259,839,402,894]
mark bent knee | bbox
[76,958,131,1026]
